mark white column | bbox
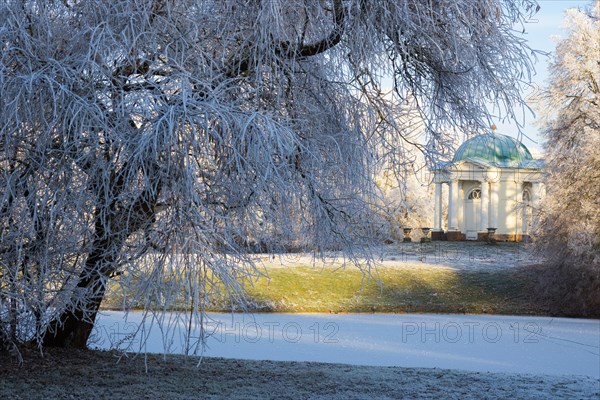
[531,182,542,207]
[489,180,499,229]
[531,182,542,227]
[434,182,443,231]
[521,205,529,234]
[480,180,489,231]
[458,182,464,232]
[448,180,459,230]
[520,183,528,236]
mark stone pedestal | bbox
[431,231,445,241]
[447,230,463,241]
[486,227,497,244]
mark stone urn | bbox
[403,227,412,242]
[420,227,432,243]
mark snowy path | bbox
[91,312,599,378]
[254,242,542,271]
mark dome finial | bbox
[491,124,497,132]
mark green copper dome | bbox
[452,132,533,168]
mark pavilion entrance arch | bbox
[464,187,481,240]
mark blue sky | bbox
[496,0,593,153]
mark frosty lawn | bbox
[105,266,538,314]
[2,348,598,400]
[238,266,536,314]
[104,243,544,315]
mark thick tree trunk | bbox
[42,248,113,348]
[41,176,160,348]
[42,304,102,348]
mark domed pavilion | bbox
[432,130,544,241]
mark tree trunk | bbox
[41,296,104,348]
[42,176,160,348]
[42,248,113,348]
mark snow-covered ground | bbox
[91,311,599,379]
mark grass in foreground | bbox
[104,264,544,315]
[1,348,597,400]
[242,266,540,315]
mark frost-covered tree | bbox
[0,0,539,351]
[535,1,600,316]
[375,159,437,241]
